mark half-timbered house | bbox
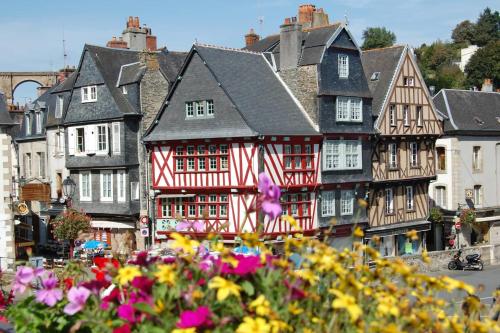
[361,45,443,256]
[144,44,320,241]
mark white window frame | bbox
[55,132,62,155]
[76,127,86,154]
[321,191,335,217]
[117,170,126,202]
[338,54,349,78]
[340,190,354,216]
[100,171,113,202]
[122,86,127,95]
[112,122,121,155]
[25,114,31,135]
[35,112,42,134]
[96,125,108,154]
[389,105,396,127]
[185,102,194,118]
[81,86,97,103]
[403,105,410,127]
[323,140,362,170]
[406,186,414,211]
[207,100,214,116]
[336,97,363,122]
[24,153,32,178]
[388,143,398,169]
[416,106,423,127]
[37,152,45,178]
[473,185,482,206]
[385,188,394,214]
[196,101,204,117]
[435,186,446,208]
[410,142,418,167]
[403,77,415,87]
[130,182,140,201]
[56,95,64,118]
[472,146,481,171]
[79,172,92,201]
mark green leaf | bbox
[133,302,157,316]
[241,280,254,296]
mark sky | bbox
[1,0,497,103]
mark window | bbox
[160,195,228,221]
[187,146,195,171]
[176,147,184,171]
[388,143,398,168]
[220,145,228,170]
[403,77,414,86]
[130,182,140,200]
[305,145,312,168]
[97,125,108,153]
[186,102,194,118]
[56,95,64,118]
[409,142,418,167]
[35,112,42,134]
[473,185,482,206]
[416,106,423,127]
[340,190,354,216]
[436,147,446,171]
[161,198,172,217]
[25,114,31,135]
[385,188,394,214]
[117,170,126,202]
[55,132,62,154]
[403,105,410,126]
[324,140,362,170]
[207,100,214,116]
[24,153,32,178]
[282,193,310,218]
[370,72,380,81]
[472,146,481,171]
[37,152,45,178]
[294,145,301,168]
[338,54,349,78]
[196,101,204,116]
[112,122,120,155]
[76,128,85,153]
[435,186,446,208]
[79,172,91,201]
[284,145,292,169]
[406,186,414,210]
[100,171,113,202]
[122,86,127,95]
[336,97,363,122]
[175,144,229,173]
[81,86,97,103]
[321,191,335,217]
[389,105,396,126]
[198,146,206,170]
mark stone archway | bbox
[0,72,58,105]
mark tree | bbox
[361,27,396,50]
[51,209,92,258]
[464,40,500,89]
[451,20,475,45]
[471,7,500,46]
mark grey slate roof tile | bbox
[52,72,77,93]
[117,62,146,86]
[158,49,188,83]
[0,93,16,126]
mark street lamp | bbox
[62,176,76,208]
[454,204,462,249]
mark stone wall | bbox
[279,66,318,125]
[0,134,15,271]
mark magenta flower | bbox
[12,267,34,294]
[64,286,91,315]
[35,275,63,307]
[257,173,282,219]
[177,306,212,329]
[117,303,136,323]
[221,255,262,276]
[176,220,205,232]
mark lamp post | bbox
[454,204,462,249]
[62,176,76,208]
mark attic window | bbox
[122,86,128,95]
[473,117,484,126]
[370,72,380,81]
[496,117,500,124]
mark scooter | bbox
[448,249,484,271]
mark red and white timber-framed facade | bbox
[150,136,322,240]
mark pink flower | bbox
[176,220,205,232]
[64,286,91,315]
[12,266,34,294]
[221,254,262,276]
[117,303,136,323]
[113,324,131,333]
[35,274,63,307]
[257,173,282,219]
[177,306,212,329]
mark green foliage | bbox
[361,27,396,50]
[464,40,500,89]
[452,20,475,45]
[51,209,91,242]
[460,209,476,225]
[428,207,443,223]
[472,7,500,47]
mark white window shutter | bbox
[68,127,76,155]
[112,122,121,155]
[85,125,96,154]
[357,141,362,168]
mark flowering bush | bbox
[51,209,92,242]
[6,174,500,332]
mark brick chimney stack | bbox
[298,4,329,29]
[245,28,260,48]
[106,36,128,49]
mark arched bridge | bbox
[0,72,58,105]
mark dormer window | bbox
[196,102,204,116]
[207,100,214,116]
[370,72,380,81]
[25,114,31,135]
[35,112,42,134]
[56,95,63,118]
[186,102,194,118]
[185,101,215,119]
[81,86,97,103]
[403,77,415,87]
[338,54,349,78]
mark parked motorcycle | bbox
[448,249,484,271]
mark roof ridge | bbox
[195,43,262,55]
[362,44,406,53]
[85,43,163,54]
[302,22,341,32]
[443,88,500,94]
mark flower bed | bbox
[5,174,500,332]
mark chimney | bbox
[280,17,302,70]
[140,51,160,71]
[122,16,147,50]
[127,16,134,28]
[298,4,329,29]
[106,36,128,49]
[312,8,329,28]
[57,67,76,83]
[481,78,493,92]
[146,35,157,51]
[134,17,140,28]
[245,28,260,48]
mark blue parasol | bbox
[82,240,109,250]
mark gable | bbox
[74,51,105,88]
[330,29,358,50]
[145,52,255,141]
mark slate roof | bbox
[244,24,342,69]
[144,44,318,142]
[361,45,406,115]
[52,71,77,93]
[116,62,146,87]
[0,92,16,126]
[158,50,188,84]
[433,89,500,133]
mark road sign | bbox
[140,228,149,237]
[140,216,149,226]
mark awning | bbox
[156,194,196,199]
[91,220,135,229]
[475,216,500,223]
[364,220,431,239]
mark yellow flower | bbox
[171,329,196,333]
[250,295,271,317]
[169,232,199,255]
[282,215,302,231]
[288,302,304,315]
[294,269,319,286]
[357,198,368,208]
[208,276,241,301]
[236,317,271,333]
[154,300,165,314]
[116,266,141,286]
[269,319,291,333]
[154,264,176,285]
[330,289,362,322]
[353,226,364,238]
[406,229,419,241]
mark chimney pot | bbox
[134,17,140,28]
[245,28,260,48]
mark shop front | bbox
[90,220,137,255]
